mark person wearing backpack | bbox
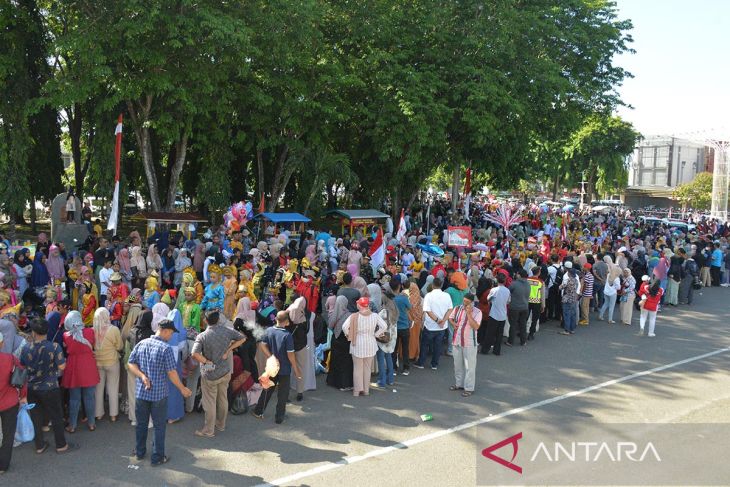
[545,255,563,322]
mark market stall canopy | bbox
[131,211,209,224]
[326,209,390,219]
[254,212,311,223]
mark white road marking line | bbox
[255,347,730,487]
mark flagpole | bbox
[107,114,123,235]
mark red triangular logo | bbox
[481,432,523,474]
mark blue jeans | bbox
[376,349,394,386]
[135,397,168,464]
[417,329,445,368]
[446,324,454,354]
[69,386,96,429]
[562,302,577,333]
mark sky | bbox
[613,0,730,139]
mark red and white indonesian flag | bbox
[107,114,123,234]
[369,228,385,270]
[396,208,407,243]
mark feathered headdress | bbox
[484,204,525,230]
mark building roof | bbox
[327,209,390,219]
[254,212,311,223]
[131,211,208,223]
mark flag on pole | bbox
[369,228,385,270]
[396,208,407,243]
[106,114,123,235]
[668,206,673,219]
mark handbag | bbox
[230,391,249,415]
[10,364,28,388]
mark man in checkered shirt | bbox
[128,319,192,466]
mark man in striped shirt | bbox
[448,293,482,397]
[579,263,594,325]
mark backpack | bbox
[550,265,564,287]
[683,259,698,278]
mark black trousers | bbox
[527,303,542,336]
[0,403,19,472]
[710,266,721,286]
[547,286,562,320]
[483,317,506,355]
[392,328,410,371]
[508,309,529,345]
[477,316,489,346]
[28,389,67,450]
[254,374,290,421]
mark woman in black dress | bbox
[326,295,354,391]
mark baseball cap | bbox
[356,297,370,308]
[583,263,592,270]
[564,261,573,269]
[641,275,650,282]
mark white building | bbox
[627,136,708,188]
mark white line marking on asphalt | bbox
[255,347,730,487]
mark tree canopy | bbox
[673,172,714,210]
[2,0,636,222]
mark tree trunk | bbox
[164,133,188,212]
[303,174,321,216]
[127,97,161,211]
[392,186,400,220]
[256,146,265,210]
[451,159,461,212]
[267,145,291,212]
[29,195,37,233]
[7,214,16,241]
[552,171,561,201]
[69,105,84,199]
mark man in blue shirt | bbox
[252,311,302,424]
[391,280,412,375]
[710,242,723,287]
[128,319,192,466]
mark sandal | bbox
[36,441,49,454]
[56,442,80,454]
[88,424,96,432]
[461,391,473,397]
[64,426,76,434]
[449,385,464,391]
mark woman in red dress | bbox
[61,310,100,432]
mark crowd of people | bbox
[1,199,729,472]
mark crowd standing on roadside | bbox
[1,197,729,473]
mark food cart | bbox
[253,212,311,238]
[326,209,390,236]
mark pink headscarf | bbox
[234,297,256,323]
[117,247,132,274]
[45,245,65,281]
[347,263,358,278]
[305,244,316,264]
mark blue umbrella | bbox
[417,243,445,257]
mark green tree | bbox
[565,114,639,200]
[673,172,713,210]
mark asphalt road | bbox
[5,287,729,487]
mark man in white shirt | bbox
[98,259,114,308]
[481,273,511,356]
[401,247,415,275]
[413,278,453,370]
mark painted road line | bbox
[254,347,730,487]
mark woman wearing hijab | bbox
[407,281,424,361]
[598,262,622,324]
[125,310,153,425]
[46,244,66,285]
[326,295,354,391]
[619,268,637,325]
[174,248,192,288]
[0,316,24,356]
[230,311,259,411]
[287,295,314,400]
[475,276,493,354]
[146,244,162,278]
[117,247,133,289]
[13,249,31,298]
[366,283,383,312]
[151,302,170,332]
[342,297,387,397]
[93,308,123,422]
[193,243,206,281]
[165,308,187,423]
[129,246,147,290]
[31,251,50,288]
[62,310,99,432]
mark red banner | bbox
[447,226,472,248]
